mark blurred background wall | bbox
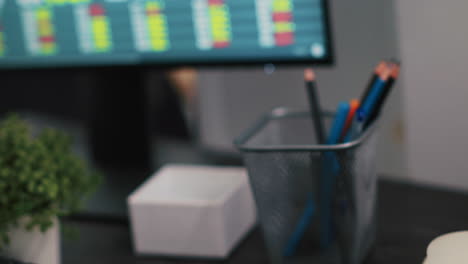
[198,0,407,179]
[396,0,468,191]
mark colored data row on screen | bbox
[256,0,295,48]
[75,3,113,53]
[16,0,90,8]
[193,0,232,50]
[130,0,170,52]
[45,0,91,5]
[22,6,57,56]
[272,0,295,46]
[208,0,231,49]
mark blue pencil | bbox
[345,67,392,141]
[320,102,350,248]
[283,194,316,257]
[359,68,392,123]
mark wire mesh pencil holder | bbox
[234,107,380,264]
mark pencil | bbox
[321,102,350,248]
[359,66,392,122]
[364,63,400,128]
[340,99,360,142]
[304,68,325,144]
[360,61,387,104]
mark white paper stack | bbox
[128,164,257,258]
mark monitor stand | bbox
[89,67,153,174]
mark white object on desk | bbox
[4,217,60,264]
[127,164,257,258]
[423,231,468,264]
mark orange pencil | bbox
[340,99,360,142]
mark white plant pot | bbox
[3,217,60,264]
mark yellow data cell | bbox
[146,1,161,10]
[273,0,292,12]
[209,7,227,17]
[211,20,230,29]
[211,23,230,30]
[150,38,166,44]
[211,24,230,32]
[211,33,229,42]
[274,22,294,33]
[211,22,229,29]
[211,16,229,25]
[212,34,229,40]
[151,46,167,51]
[44,0,90,5]
[211,14,228,24]
[38,21,54,36]
[36,9,51,20]
[95,40,110,48]
[93,28,109,39]
[209,7,231,35]
[150,33,168,39]
[211,32,230,40]
[150,38,168,50]
[150,31,168,38]
[148,24,165,33]
[70,0,90,4]
[95,38,110,50]
[149,26,168,42]
[148,17,165,27]
[92,18,109,35]
[94,35,110,47]
[41,43,56,54]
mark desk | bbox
[62,180,468,264]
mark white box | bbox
[127,165,257,258]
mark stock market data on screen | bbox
[0,0,331,68]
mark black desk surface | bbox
[62,180,468,264]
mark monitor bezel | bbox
[0,0,334,71]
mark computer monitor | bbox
[0,0,333,69]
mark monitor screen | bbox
[0,0,332,69]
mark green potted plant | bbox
[0,114,101,264]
